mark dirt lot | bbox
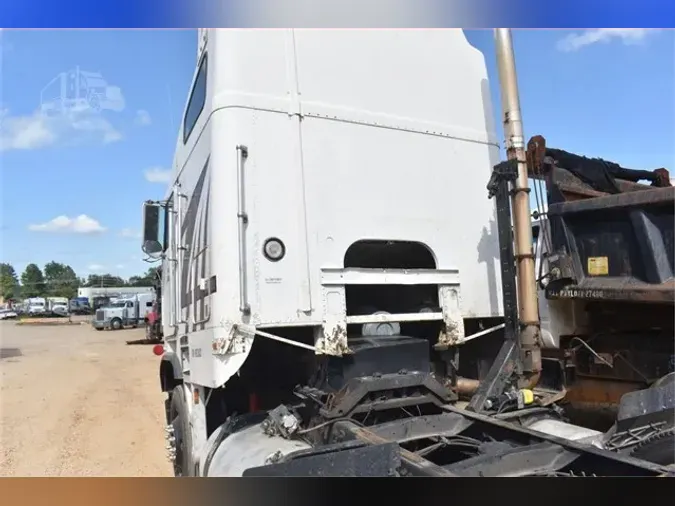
[0,320,171,477]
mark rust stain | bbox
[437,319,462,347]
[526,135,548,177]
[454,377,480,397]
[351,427,427,465]
[318,324,350,356]
[564,377,644,409]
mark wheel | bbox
[168,385,194,477]
[110,318,122,330]
[94,327,104,331]
[88,94,101,112]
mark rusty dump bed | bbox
[526,135,675,304]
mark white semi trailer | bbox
[141,29,673,478]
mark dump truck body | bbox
[526,136,674,416]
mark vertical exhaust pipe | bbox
[494,29,541,384]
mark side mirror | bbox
[142,202,163,259]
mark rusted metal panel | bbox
[550,186,675,216]
[526,135,672,191]
[564,377,644,410]
[535,142,675,305]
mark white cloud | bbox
[557,29,660,52]
[119,228,141,239]
[87,264,105,272]
[69,113,122,143]
[115,264,126,270]
[0,110,57,150]
[0,108,122,152]
[28,215,106,234]
[135,109,151,126]
[144,166,172,184]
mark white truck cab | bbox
[91,292,155,331]
[136,28,675,480]
[26,297,47,315]
[141,29,506,476]
[47,297,70,316]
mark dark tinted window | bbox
[160,194,172,252]
[532,224,540,255]
[183,54,208,143]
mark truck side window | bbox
[183,53,208,144]
[126,302,133,308]
[532,224,540,257]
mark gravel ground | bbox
[0,320,171,477]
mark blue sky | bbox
[0,29,673,280]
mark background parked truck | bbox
[91,292,156,330]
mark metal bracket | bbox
[261,405,301,439]
[466,340,519,412]
[487,159,518,198]
[466,160,524,412]
[320,372,455,420]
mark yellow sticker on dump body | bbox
[587,256,609,276]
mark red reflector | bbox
[249,393,259,413]
[152,344,164,356]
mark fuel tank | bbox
[200,422,311,477]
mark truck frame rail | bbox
[242,398,670,477]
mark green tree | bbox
[43,261,80,299]
[127,267,160,287]
[21,263,46,297]
[0,263,20,300]
[83,274,126,288]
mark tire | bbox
[95,327,104,331]
[111,318,123,330]
[88,94,101,112]
[169,385,194,477]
